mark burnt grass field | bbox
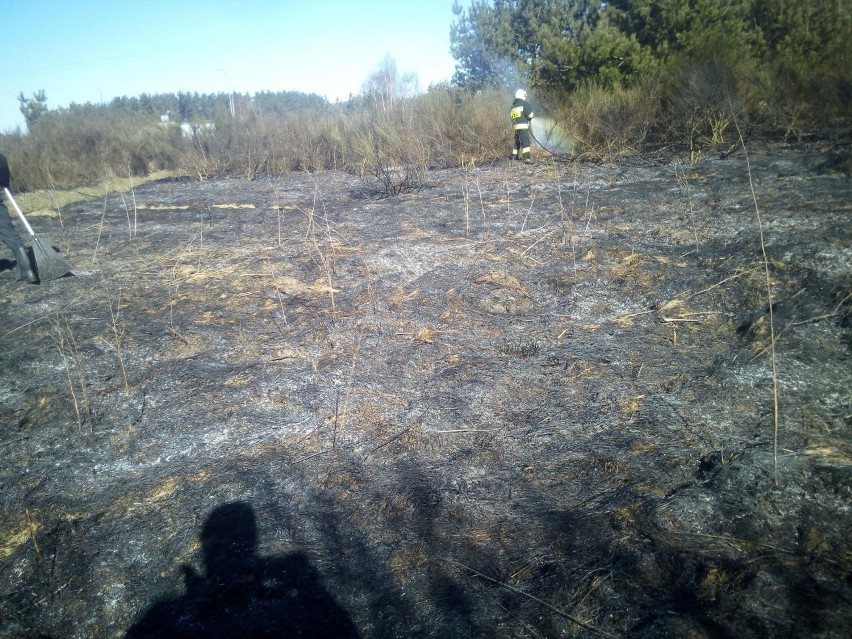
[1,140,850,638]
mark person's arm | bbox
[0,154,10,189]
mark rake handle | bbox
[3,187,36,237]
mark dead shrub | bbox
[1,86,523,193]
[232,112,274,180]
[5,106,181,190]
[350,105,429,197]
[179,119,226,180]
[560,83,658,160]
[301,116,351,172]
[413,87,510,164]
[664,45,764,155]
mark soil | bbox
[1,140,850,638]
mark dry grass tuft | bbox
[0,524,34,560]
[388,286,419,310]
[267,275,340,296]
[414,328,436,344]
[620,395,646,415]
[147,477,180,502]
[474,270,529,294]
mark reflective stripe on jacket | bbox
[510,98,534,130]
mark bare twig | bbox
[792,291,851,326]
[613,267,759,321]
[521,227,559,257]
[366,422,419,457]
[440,558,621,639]
[432,428,502,433]
[747,291,851,364]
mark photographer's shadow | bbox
[126,501,359,638]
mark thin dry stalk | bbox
[567,165,581,272]
[266,261,289,328]
[673,160,700,252]
[120,190,133,240]
[521,193,536,233]
[791,292,852,326]
[521,227,559,257]
[503,168,512,218]
[45,169,64,228]
[271,183,284,246]
[117,160,139,238]
[734,113,780,485]
[105,287,130,392]
[748,306,825,365]
[92,187,110,266]
[55,320,87,431]
[65,319,92,430]
[198,209,204,260]
[460,159,471,236]
[680,267,761,303]
[496,602,546,638]
[365,422,419,459]
[474,171,487,238]
[302,175,338,322]
[583,179,595,236]
[25,509,41,562]
[129,165,138,237]
[339,329,364,433]
[553,161,566,241]
[614,266,760,321]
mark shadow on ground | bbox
[126,501,358,638]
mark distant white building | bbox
[158,112,214,137]
[179,122,215,137]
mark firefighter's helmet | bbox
[515,89,527,100]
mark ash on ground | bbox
[1,142,850,638]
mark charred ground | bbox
[1,141,850,638]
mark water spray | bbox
[529,117,578,159]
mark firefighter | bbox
[0,153,37,283]
[510,89,534,164]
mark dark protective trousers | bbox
[513,128,531,160]
[0,199,25,252]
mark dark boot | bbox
[12,245,38,283]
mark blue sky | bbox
[2,0,460,132]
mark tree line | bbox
[18,90,333,131]
[1,1,849,192]
[451,0,850,133]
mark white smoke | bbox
[530,117,577,155]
